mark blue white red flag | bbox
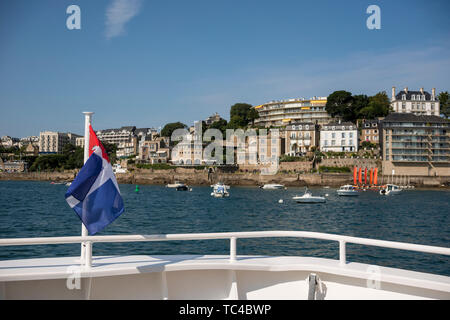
[65,125,124,235]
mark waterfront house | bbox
[359,119,380,146]
[320,121,358,152]
[285,122,319,156]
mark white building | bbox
[391,87,440,116]
[320,121,358,152]
[254,97,332,127]
[96,126,157,159]
[39,131,81,154]
[19,136,39,148]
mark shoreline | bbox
[1,170,449,189]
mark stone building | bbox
[284,122,319,156]
[359,119,380,146]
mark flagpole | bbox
[82,112,94,267]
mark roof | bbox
[323,121,356,127]
[286,122,316,130]
[382,113,449,124]
[395,90,432,100]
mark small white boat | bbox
[293,188,326,203]
[261,184,285,190]
[65,182,72,187]
[380,184,402,196]
[210,182,230,190]
[211,183,230,198]
[337,185,359,196]
[167,181,185,188]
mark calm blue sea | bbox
[0,181,449,276]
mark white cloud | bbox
[105,0,142,39]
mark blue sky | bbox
[1,0,449,137]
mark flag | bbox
[65,125,124,235]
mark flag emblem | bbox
[65,125,124,235]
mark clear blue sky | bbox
[1,0,449,137]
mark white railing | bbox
[0,230,449,268]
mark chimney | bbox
[420,87,424,94]
[392,86,396,101]
[404,87,408,93]
[432,88,436,100]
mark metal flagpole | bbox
[81,112,94,267]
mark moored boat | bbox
[337,185,359,196]
[293,188,326,203]
[210,182,230,190]
[380,184,402,195]
[211,183,229,198]
[167,181,185,188]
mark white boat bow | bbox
[0,230,449,299]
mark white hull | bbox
[1,254,449,300]
[211,192,229,198]
[1,230,449,300]
[293,197,326,203]
[167,183,184,188]
[261,184,285,190]
[337,190,359,196]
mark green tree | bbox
[101,141,118,163]
[325,91,354,121]
[359,91,391,119]
[228,103,257,128]
[438,91,449,118]
[160,122,187,138]
[208,119,228,135]
[352,94,370,118]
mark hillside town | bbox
[1,87,449,179]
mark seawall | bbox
[1,170,449,188]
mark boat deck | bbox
[1,255,449,299]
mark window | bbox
[324,140,328,146]
[341,132,346,138]
[331,133,336,139]
[341,139,345,146]
[305,125,309,130]
[331,140,336,146]
[402,94,406,100]
[290,132,296,139]
[412,95,415,100]
[349,132,353,138]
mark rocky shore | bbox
[1,169,449,188]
